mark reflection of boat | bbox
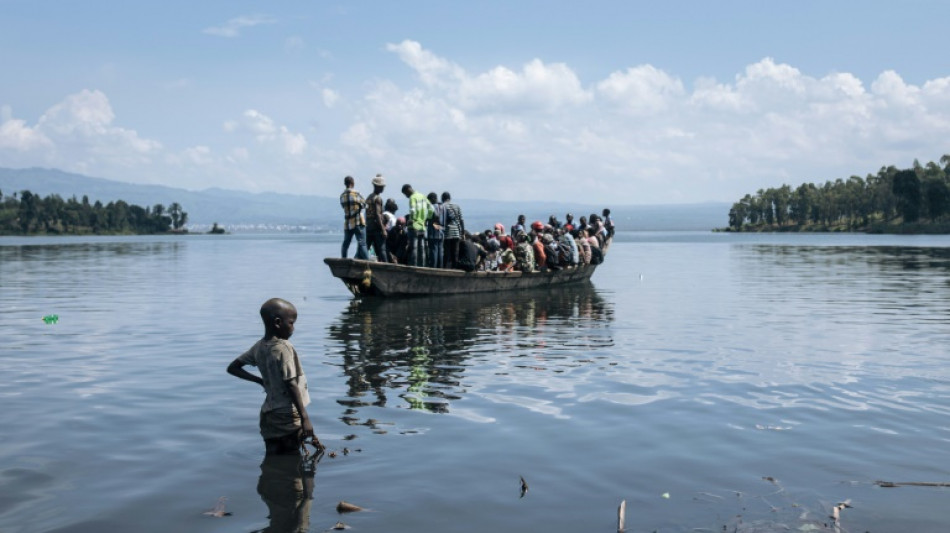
[324,249,606,297]
[327,283,613,414]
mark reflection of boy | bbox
[227,298,319,455]
[257,454,314,532]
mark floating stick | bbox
[876,480,950,488]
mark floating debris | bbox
[330,521,350,530]
[42,314,59,324]
[830,499,852,525]
[617,499,626,533]
[661,492,670,499]
[202,496,232,517]
[336,501,363,513]
[520,476,528,498]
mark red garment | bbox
[532,240,546,269]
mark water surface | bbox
[2,232,950,532]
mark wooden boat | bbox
[324,256,604,297]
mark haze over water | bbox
[2,232,950,532]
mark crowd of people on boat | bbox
[340,174,614,273]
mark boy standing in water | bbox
[228,298,321,455]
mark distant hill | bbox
[0,167,727,231]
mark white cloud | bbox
[183,145,212,165]
[0,90,164,179]
[597,65,685,114]
[871,70,920,108]
[4,46,950,204]
[322,88,339,108]
[237,109,307,155]
[337,46,950,202]
[387,40,590,113]
[202,15,276,38]
[0,114,51,151]
[387,40,465,89]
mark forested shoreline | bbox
[0,189,188,235]
[725,155,950,233]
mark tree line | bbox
[0,189,188,235]
[727,155,950,232]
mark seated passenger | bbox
[558,229,579,266]
[457,231,487,272]
[483,230,501,270]
[387,217,409,264]
[513,232,535,273]
[577,215,588,233]
[574,229,591,265]
[492,224,512,251]
[564,213,575,232]
[531,231,546,271]
[511,215,526,238]
[498,249,515,272]
[542,234,561,271]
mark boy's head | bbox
[260,298,297,340]
[344,175,355,188]
[401,184,414,197]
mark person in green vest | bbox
[401,184,434,267]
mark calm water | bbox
[2,232,950,532]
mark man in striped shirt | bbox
[340,175,368,259]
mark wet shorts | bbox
[259,408,302,440]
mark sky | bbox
[1,1,949,205]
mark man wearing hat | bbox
[365,174,388,262]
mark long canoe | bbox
[324,257,602,297]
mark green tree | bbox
[169,202,183,230]
[892,170,922,223]
[923,178,950,221]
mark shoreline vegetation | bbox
[0,189,189,236]
[720,155,950,234]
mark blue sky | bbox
[2,1,949,204]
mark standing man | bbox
[426,192,446,268]
[365,174,388,262]
[340,175,368,259]
[442,192,465,269]
[401,184,433,267]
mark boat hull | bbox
[324,257,600,297]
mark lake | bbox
[1,232,949,532]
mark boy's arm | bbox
[286,378,317,443]
[227,358,264,388]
